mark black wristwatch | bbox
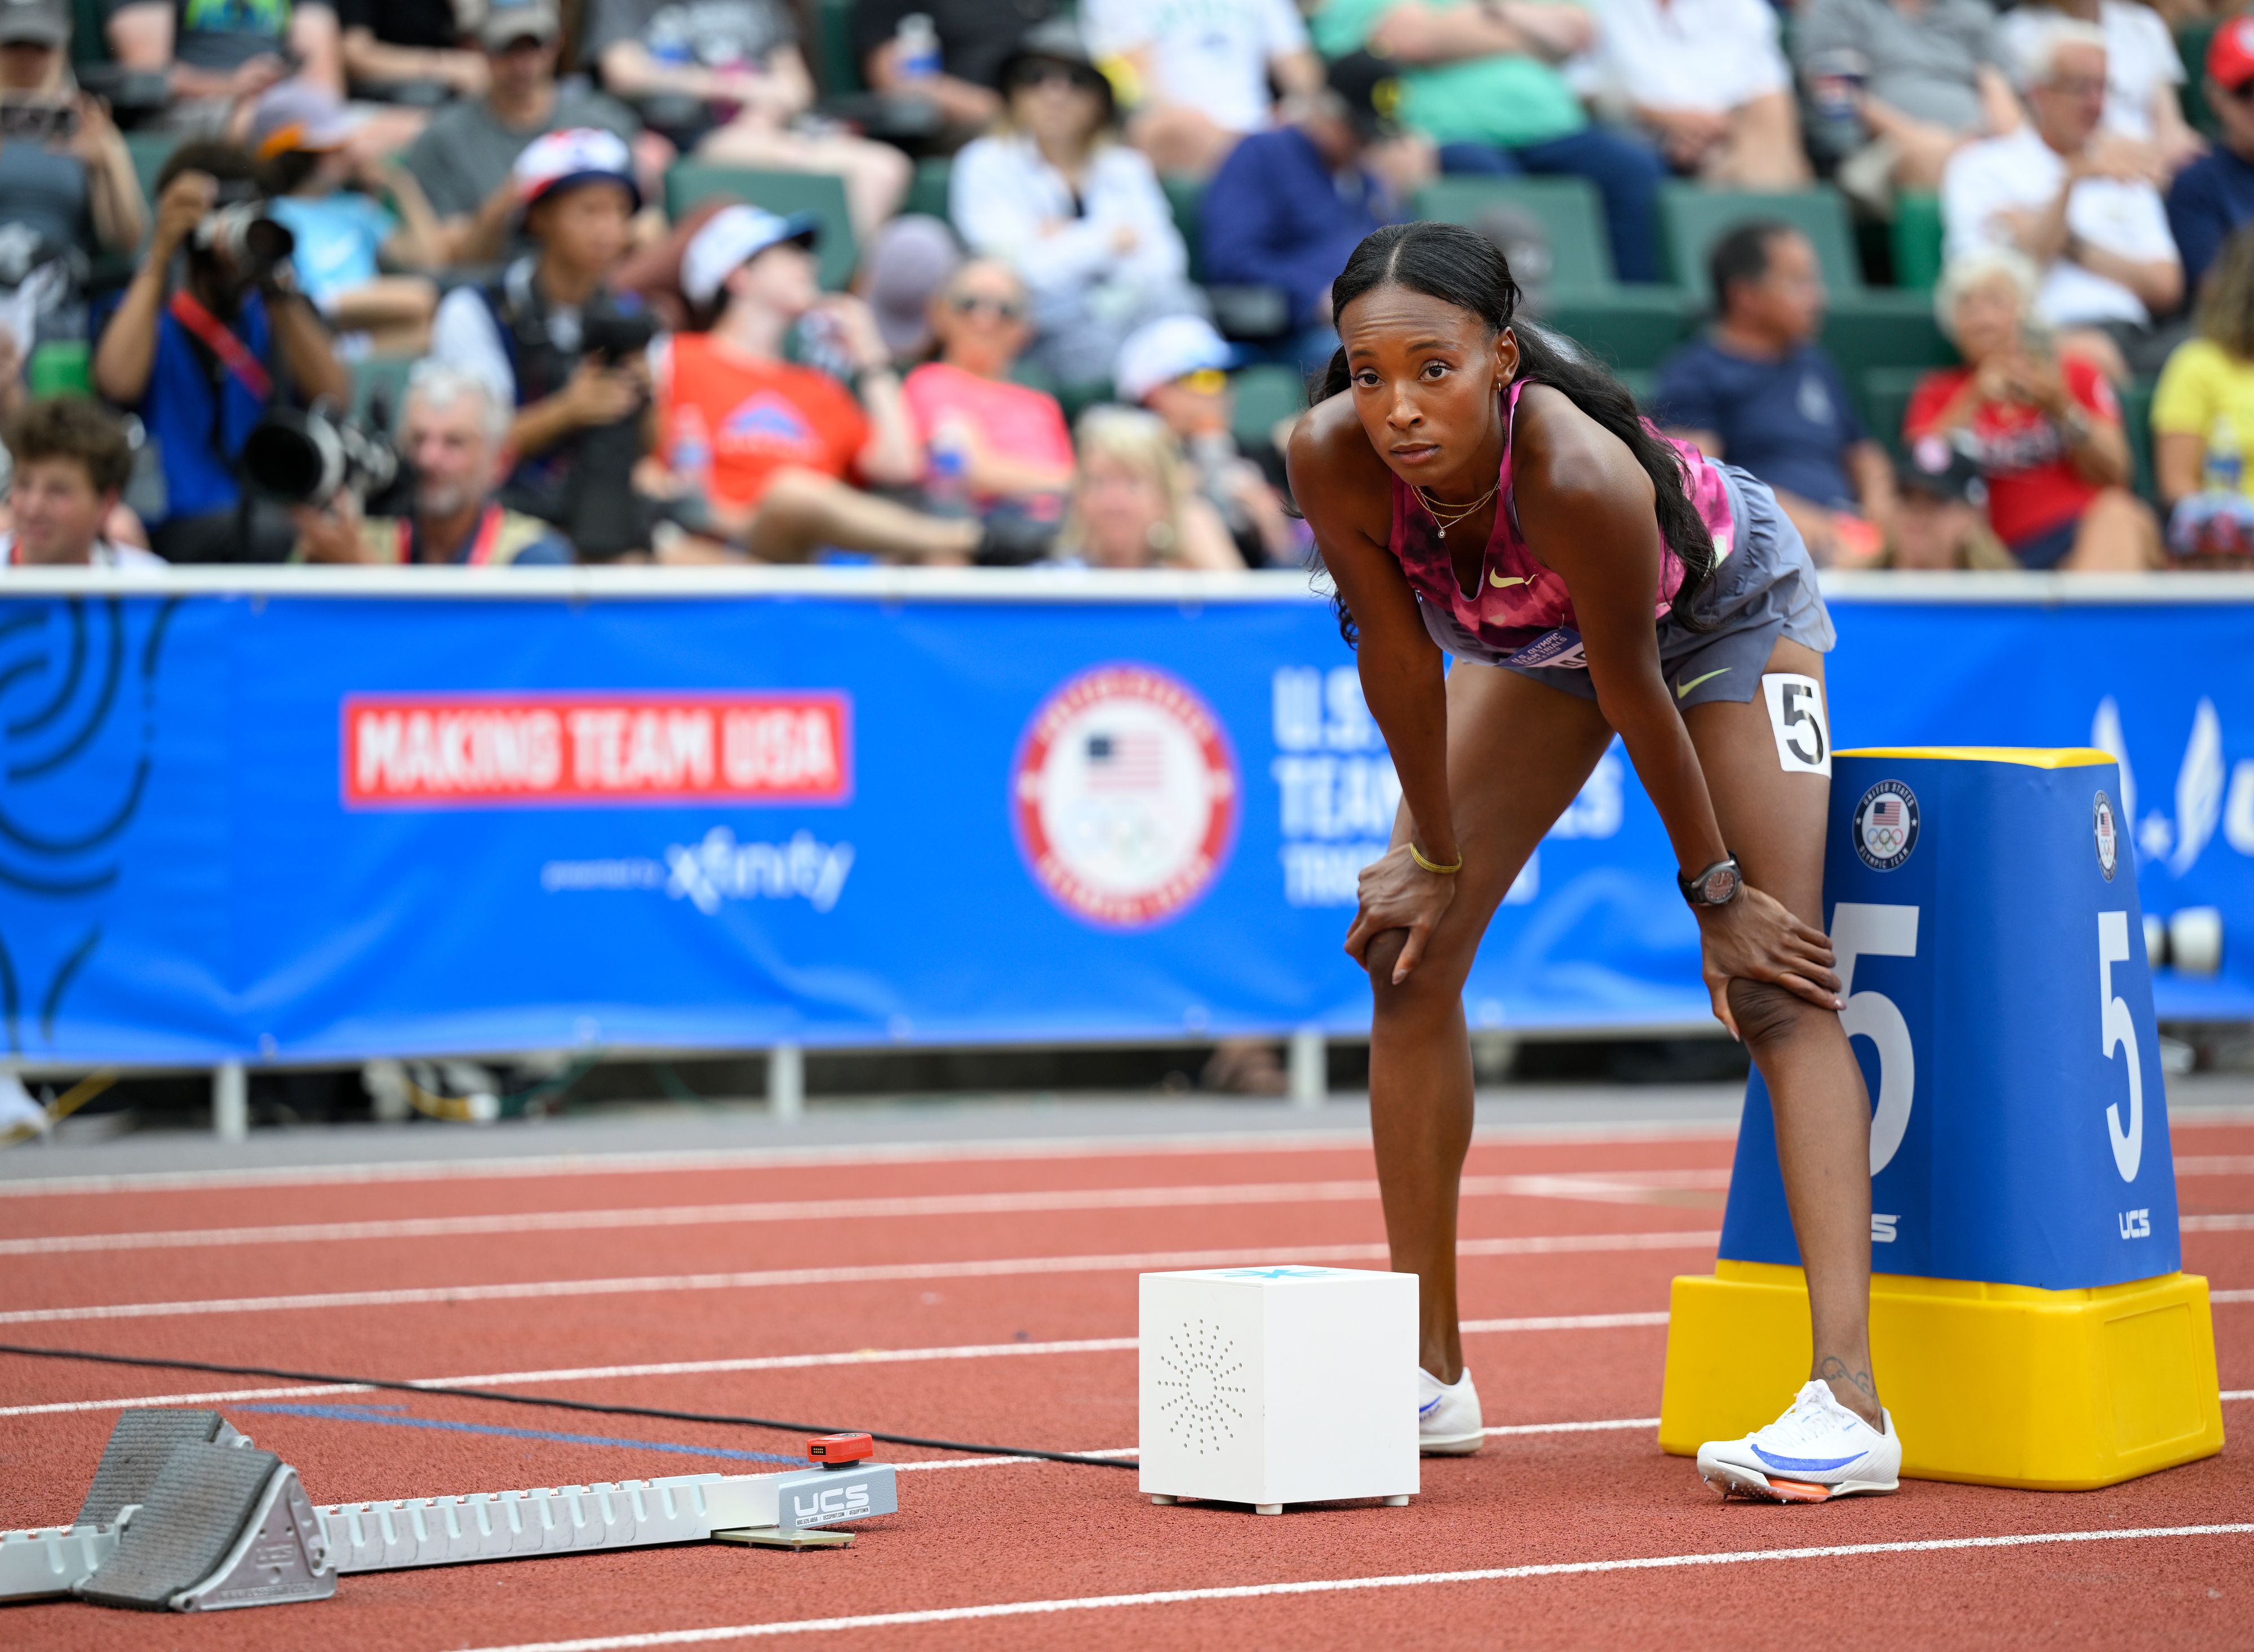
[1677,855,1743,909]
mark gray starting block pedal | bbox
[0,1412,896,1613]
[75,1443,334,1612]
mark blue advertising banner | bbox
[1,570,2249,1064]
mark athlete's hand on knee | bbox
[1344,845,1457,984]
[1695,887,1842,1039]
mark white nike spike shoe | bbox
[1418,1366,1485,1455]
[1696,1380,1901,1502]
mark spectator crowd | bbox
[1,0,2252,572]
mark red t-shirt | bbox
[1904,357,2120,545]
[656,334,870,512]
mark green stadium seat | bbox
[1161,172,1204,279]
[1823,290,1953,389]
[2180,19,2219,137]
[125,131,180,214]
[904,156,951,224]
[817,0,863,94]
[349,355,416,424]
[70,0,107,64]
[26,340,90,397]
[2122,379,2156,499]
[1415,175,1613,289]
[1860,365,1932,458]
[1230,362,1306,449]
[662,164,857,289]
[1413,176,1696,371]
[1891,192,1945,292]
[1660,183,1865,299]
[1617,367,1657,407]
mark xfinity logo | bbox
[791,1482,872,1527]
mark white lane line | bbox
[2212,1289,2253,1302]
[2225,1389,2254,1401]
[2178,1157,2254,1175]
[450,1525,2254,1651]
[0,1311,1676,1418]
[1484,1416,1658,1437]
[0,1122,1742,1200]
[2182,1215,2254,1232]
[0,1230,1719,1326]
[0,1173,1732,1256]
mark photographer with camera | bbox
[289,361,572,565]
[430,128,660,559]
[90,140,350,562]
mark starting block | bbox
[0,1413,896,1613]
[1139,1264,1418,1515]
[1660,748,2226,1489]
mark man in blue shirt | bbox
[90,140,350,561]
[1200,51,1411,368]
[2168,18,2254,296]
[1654,221,1896,565]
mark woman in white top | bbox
[949,20,1203,386]
[1998,0,2204,183]
[1582,0,1811,188]
[1081,0,1324,175]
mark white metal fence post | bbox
[768,1043,804,1121]
[212,1061,248,1141]
[1287,1027,1326,1109]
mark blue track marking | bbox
[234,1401,803,1464]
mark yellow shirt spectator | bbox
[2151,337,2254,500]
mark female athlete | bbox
[1287,221,1898,1502]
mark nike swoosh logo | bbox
[1675,667,1730,700]
[1487,572,1528,589]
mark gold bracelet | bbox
[1408,842,1463,876]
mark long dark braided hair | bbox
[1316,221,1718,644]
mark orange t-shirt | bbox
[657,332,870,511]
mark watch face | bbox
[1698,866,1739,904]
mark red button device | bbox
[807,1432,873,1468]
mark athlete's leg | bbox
[1683,637,1880,1424]
[1365,663,1616,1382]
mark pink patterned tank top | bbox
[1388,379,1737,669]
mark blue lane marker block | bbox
[1720,748,2179,1289]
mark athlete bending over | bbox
[1289,221,1897,1502]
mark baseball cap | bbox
[0,0,69,47]
[681,203,822,307]
[863,214,961,357]
[478,0,561,50]
[1325,50,1403,139]
[1897,434,1987,508]
[249,79,366,160]
[512,127,641,211]
[2213,17,2254,91]
[1114,314,1240,404]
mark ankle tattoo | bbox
[1817,1355,1878,1403]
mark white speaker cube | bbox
[1138,1264,1419,1514]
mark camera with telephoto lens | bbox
[192,180,295,283]
[242,404,414,515]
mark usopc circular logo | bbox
[1852,779,1920,871]
[2093,789,2119,881]
[1012,664,1237,927]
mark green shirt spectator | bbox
[1310,0,1586,150]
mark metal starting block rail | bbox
[0,1411,896,1613]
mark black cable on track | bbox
[0,1340,1138,1470]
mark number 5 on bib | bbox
[1762,673,1830,776]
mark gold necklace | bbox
[1414,479,1499,541]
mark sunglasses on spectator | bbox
[1010,61,1106,96]
[949,292,1028,321]
[1172,368,1228,395]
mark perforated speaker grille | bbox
[1154,1317,1246,1454]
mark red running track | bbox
[0,1123,2248,1651]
